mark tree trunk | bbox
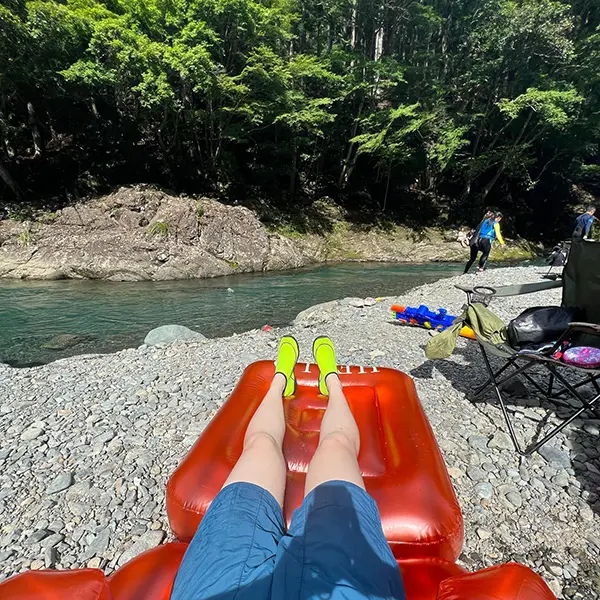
[0,160,22,200]
[382,162,392,212]
[338,95,365,188]
[27,101,43,156]
[481,109,534,200]
[351,0,357,49]
[481,164,504,201]
[89,98,100,118]
[441,11,451,78]
[374,27,384,61]
[289,137,297,199]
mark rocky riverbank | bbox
[0,185,537,281]
[0,266,598,598]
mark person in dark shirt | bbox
[573,206,596,240]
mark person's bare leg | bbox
[223,373,287,506]
[304,373,364,495]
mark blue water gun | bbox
[391,304,456,331]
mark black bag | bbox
[507,306,578,348]
[467,219,485,246]
[467,229,478,246]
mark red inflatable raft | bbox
[0,361,556,600]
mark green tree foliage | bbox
[1,0,600,240]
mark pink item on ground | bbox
[562,346,600,368]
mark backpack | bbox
[478,218,495,240]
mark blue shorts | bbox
[171,480,406,600]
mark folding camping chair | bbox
[459,239,600,456]
[544,239,570,279]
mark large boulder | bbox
[144,325,206,346]
[0,186,313,281]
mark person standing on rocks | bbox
[464,211,506,274]
[171,336,406,600]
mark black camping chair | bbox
[457,239,600,456]
[544,239,570,279]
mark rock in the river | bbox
[0,188,318,281]
[144,325,206,346]
[41,334,89,351]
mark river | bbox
[0,262,470,367]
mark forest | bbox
[1,0,600,240]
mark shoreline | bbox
[0,265,598,597]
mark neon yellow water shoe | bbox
[312,336,338,396]
[275,336,299,397]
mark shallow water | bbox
[0,262,470,367]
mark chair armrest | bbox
[567,322,600,335]
[454,285,472,293]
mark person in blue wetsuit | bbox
[573,206,596,240]
[464,211,505,274]
[171,336,406,600]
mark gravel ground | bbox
[0,265,599,597]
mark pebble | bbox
[447,467,464,479]
[584,422,600,436]
[25,529,50,546]
[20,427,44,441]
[488,432,513,451]
[44,547,58,568]
[40,533,64,549]
[545,561,564,577]
[467,435,489,451]
[87,557,103,569]
[466,466,487,482]
[506,492,523,508]
[81,528,111,561]
[117,530,165,567]
[47,472,74,495]
[473,482,493,500]
[539,445,571,469]
[552,472,569,488]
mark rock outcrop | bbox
[0,186,313,281]
[0,185,532,281]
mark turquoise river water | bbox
[0,262,470,367]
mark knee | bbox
[318,430,359,456]
[244,430,281,453]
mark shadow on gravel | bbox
[411,345,600,518]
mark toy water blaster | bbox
[391,304,476,340]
